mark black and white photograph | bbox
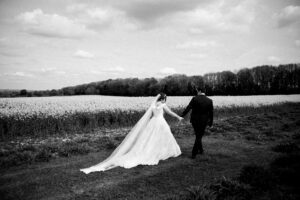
[0,0,300,199]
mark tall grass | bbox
[0,103,298,140]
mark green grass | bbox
[0,103,299,200]
[167,144,300,200]
[0,135,122,168]
[1,103,299,168]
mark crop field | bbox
[0,95,300,139]
[1,102,300,200]
[1,95,300,118]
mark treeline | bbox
[1,63,300,97]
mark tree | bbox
[252,66,276,94]
[62,87,75,95]
[85,85,96,95]
[2,63,299,97]
[237,69,256,95]
[20,89,27,96]
[49,89,58,96]
[218,71,237,95]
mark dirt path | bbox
[0,135,277,200]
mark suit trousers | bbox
[191,122,206,156]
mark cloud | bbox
[39,67,57,72]
[63,1,216,30]
[66,3,88,13]
[40,68,66,75]
[74,50,94,59]
[87,8,113,22]
[14,72,34,77]
[28,67,67,77]
[159,67,177,75]
[4,71,35,78]
[274,5,300,28]
[104,67,125,73]
[296,40,300,47]
[116,0,204,24]
[55,71,67,75]
[226,2,256,25]
[0,37,33,57]
[189,53,207,59]
[66,3,125,31]
[90,70,103,75]
[16,9,95,39]
[0,37,8,43]
[267,56,281,63]
[90,67,125,75]
[83,7,119,30]
[64,0,255,31]
[176,41,217,49]
[0,51,24,57]
[182,0,256,34]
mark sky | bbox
[0,0,300,90]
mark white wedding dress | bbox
[80,96,181,174]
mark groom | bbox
[181,85,213,159]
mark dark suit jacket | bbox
[181,94,213,127]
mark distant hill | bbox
[1,63,299,97]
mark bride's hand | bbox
[178,116,184,121]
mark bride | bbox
[80,93,183,173]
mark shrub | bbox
[35,148,52,162]
[261,128,274,136]
[105,138,118,149]
[186,186,217,200]
[21,144,37,152]
[270,154,300,186]
[238,165,274,190]
[91,136,119,150]
[272,142,299,153]
[270,154,300,168]
[281,123,290,131]
[165,177,251,200]
[244,134,259,141]
[0,151,35,168]
[58,142,93,157]
[209,177,252,200]
[15,151,35,165]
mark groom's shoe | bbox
[190,154,196,159]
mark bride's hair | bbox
[157,92,167,102]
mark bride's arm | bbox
[163,104,183,121]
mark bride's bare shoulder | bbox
[161,103,168,109]
[155,102,162,106]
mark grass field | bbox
[1,95,300,139]
[0,102,299,200]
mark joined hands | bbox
[177,116,184,122]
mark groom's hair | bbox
[196,86,205,93]
[189,82,205,95]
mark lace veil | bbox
[80,94,160,173]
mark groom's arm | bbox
[181,97,194,117]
